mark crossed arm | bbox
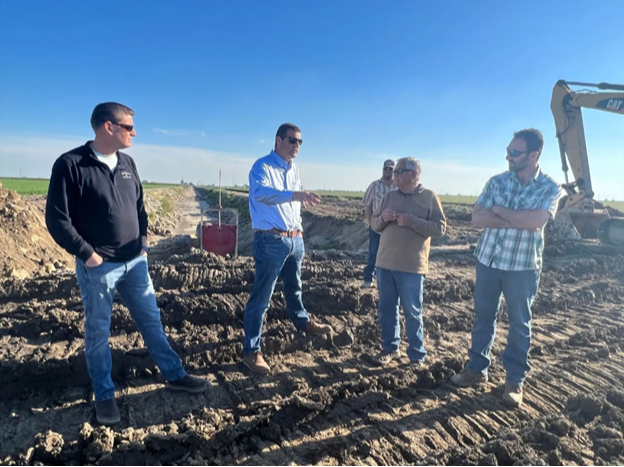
[472,204,551,230]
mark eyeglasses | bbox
[507,149,529,158]
[393,168,414,175]
[111,121,134,132]
[282,136,303,146]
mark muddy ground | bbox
[1,187,624,466]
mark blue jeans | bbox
[467,261,541,386]
[75,255,186,401]
[243,232,311,355]
[376,268,426,362]
[363,227,381,283]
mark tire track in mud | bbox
[1,244,624,464]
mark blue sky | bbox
[1,0,623,198]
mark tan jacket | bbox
[371,185,446,274]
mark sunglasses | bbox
[507,149,529,158]
[111,121,134,132]
[282,136,303,146]
[383,167,394,171]
[393,168,414,175]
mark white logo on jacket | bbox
[121,171,132,179]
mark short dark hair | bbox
[514,128,544,155]
[91,102,134,130]
[276,123,301,139]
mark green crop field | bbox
[1,178,179,196]
[316,190,363,198]
[225,187,620,209]
[440,195,477,205]
[303,190,479,205]
[317,191,478,205]
[224,187,479,205]
[143,183,181,190]
[604,201,624,212]
[0,178,50,195]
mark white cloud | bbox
[258,139,265,144]
[152,128,192,137]
[0,134,87,178]
[129,143,255,185]
[1,132,622,200]
[297,158,500,195]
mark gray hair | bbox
[397,157,422,173]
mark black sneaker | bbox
[95,398,121,426]
[166,375,210,394]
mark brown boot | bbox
[242,352,271,374]
[305,321,334,336]
[502,382,523,407]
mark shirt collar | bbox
[86,140,119,158]
[510,166,541,185]
[398,184,424,195]
[269,150,291,169]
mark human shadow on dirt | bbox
[194,360,525,466]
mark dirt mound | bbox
[0,188,73,280]
[594,201,624,218]
[144,187,191,237]
[0,187,193,284]
[196,188,479,255]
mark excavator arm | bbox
[550,80,624,245]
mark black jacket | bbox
[45,142,148,262]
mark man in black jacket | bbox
[46,102,208,426]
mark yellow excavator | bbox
[550,79,624,246]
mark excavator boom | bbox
[550,80,624,246]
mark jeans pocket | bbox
[263,233,284,242]
[84,261,106,271]
[259,233,287,250]
[257,233,289,262]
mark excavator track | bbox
[597,217,624,246]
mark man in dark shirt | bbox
[46,102,208,426]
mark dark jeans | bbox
[75,255,186,401]
[376,267,426,362]
[466,261,541,386]
[364,227,381,282]
[243,232,311,355]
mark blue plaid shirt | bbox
[474,168,562,271]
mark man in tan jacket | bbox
[371,157,446,365]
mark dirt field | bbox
[1,186,624,465]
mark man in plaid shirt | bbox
[362,159,396,288]
[451,128,562,407]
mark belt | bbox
[258,228,303,238]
